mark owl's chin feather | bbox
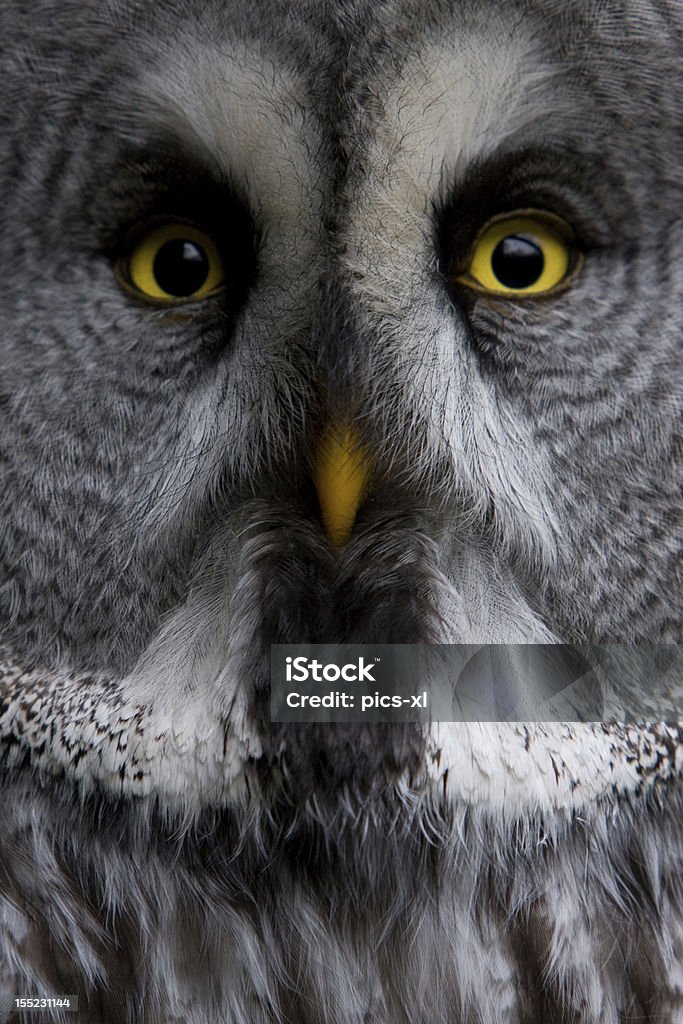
[1,504,679,815]
[1,640,680,823]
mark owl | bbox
[0,0,682,1021]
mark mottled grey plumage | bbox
[0,0,682,1021]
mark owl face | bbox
[0,0,681,808]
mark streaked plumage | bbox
[0,0,681,1020]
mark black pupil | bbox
[491,234,544,289]
[153,239,210,297]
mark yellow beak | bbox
[313,425,371,548]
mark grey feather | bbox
[0,0,681,1020]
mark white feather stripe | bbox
[427,721,683,816]
[1,655,680,816]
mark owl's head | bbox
[0,0,680,817]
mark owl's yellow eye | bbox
[456,211,580,297]
[122,223,225,302]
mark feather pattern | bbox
[0,0,681,1019]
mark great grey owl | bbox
[0,0,681,1021]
